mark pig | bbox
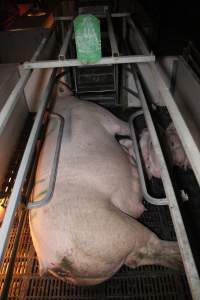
[29,96,183,286]
[139,124,190,180]
[139,129,161,179]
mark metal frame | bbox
[23,14,154,70]
[0,69,57,263]
[127,16,200,300]
[1,12,199,300]
[27,113,64,210]
[129,110,168,205]
[131,63,200,300]
[0,29,53,135]
[127,16,200,189]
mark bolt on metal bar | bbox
[23,55,155,69]
[0,29,54,136]
[106,11,119,57]
[59,21,73,60]
[0,68,57,264]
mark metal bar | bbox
[131,61,200,300]
[156,62,200,187]
[122,16,127,40]
[0,29,53,136]
[60,20,65,44]
[27,114,64,209]
[55,13,130,21]
[23,55,155,69]
[189,41,200,63]
[0,69,57,264]
[170,59,178,95]
[106,11,119,57]
[129,110,168,205]
[127,16,149,55]
[187,54,200,77]
[59,21,73,60]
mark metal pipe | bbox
[106,11,119,57]
[0,68,57,264]
[59,21,73,60]
[23,55,155,69]
[127,16,149,55]
[0,29,53,136]
[129,110,168,205]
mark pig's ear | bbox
[55,81,73,97]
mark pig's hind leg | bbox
[125,233,183,271]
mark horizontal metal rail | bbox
[55,13,130,21]
[23,55,155,69]
[129,110,168,205]
[0,69,57,264]
[0,29,54,136]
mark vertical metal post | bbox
[61,20,65,44]
[122,16,127,40]
[106,11,119,57]
[59,21,73,60]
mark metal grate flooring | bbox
[0,204,192,300]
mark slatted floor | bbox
[0,203,192,300]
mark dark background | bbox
[136,0,200,55]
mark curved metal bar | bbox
[27,113,64,209]
[129,110,168,205]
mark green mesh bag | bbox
[74,14,102,63]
